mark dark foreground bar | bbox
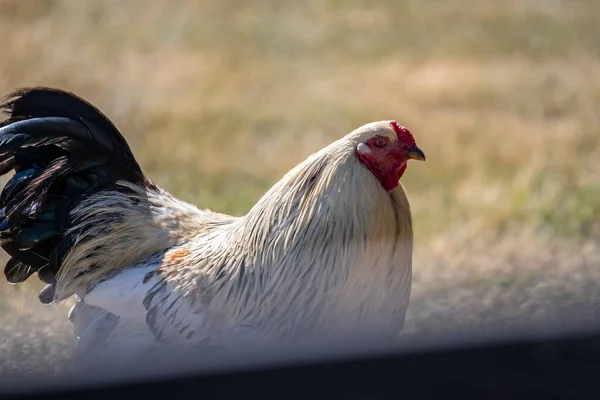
[2,328,600,400]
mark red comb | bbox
[389,120,416,146]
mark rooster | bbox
[0,87,425,361]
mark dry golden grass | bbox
[0,0,599,374]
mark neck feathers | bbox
[227,139,414,336]
[240,138,413,276]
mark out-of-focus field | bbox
[1,0,599,374]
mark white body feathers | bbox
[67,123,415,362]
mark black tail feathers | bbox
[0,87,148,301]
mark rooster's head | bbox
[353,120,425,192]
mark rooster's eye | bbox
[374,137,387,148]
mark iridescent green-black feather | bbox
[0,87,150,302]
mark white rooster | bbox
[0,87,425,362]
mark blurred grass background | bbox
[0,0,599,374]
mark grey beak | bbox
[407,146,426,161]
